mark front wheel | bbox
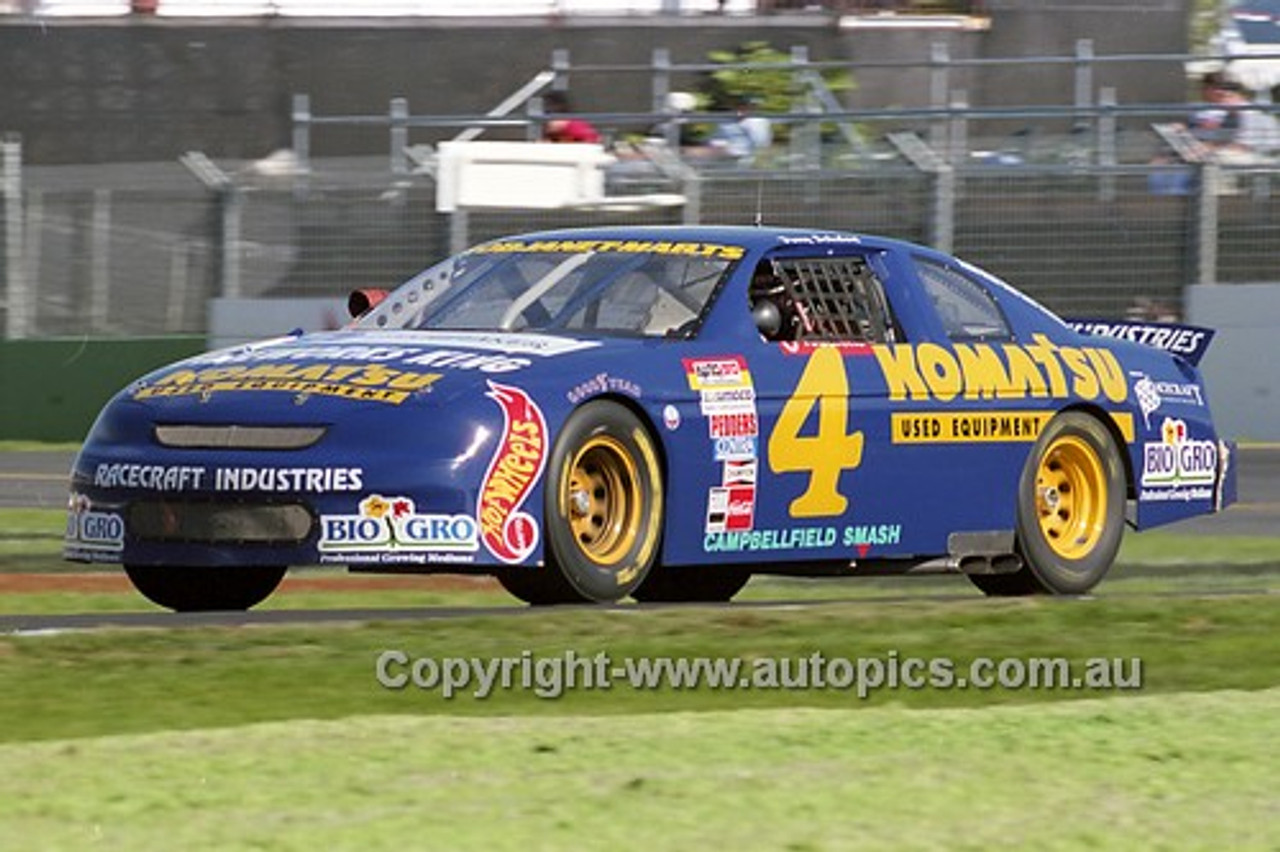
[124,564,287,612]
[971,411,1126,597]
[535,400,665,604]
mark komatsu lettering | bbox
[872,336,1127,403]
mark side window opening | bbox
[749,256,898,344]
[915,257,1011,342]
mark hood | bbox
[121,329,609,418]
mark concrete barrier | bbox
[1187,284,1280,442]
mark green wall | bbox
[0,337,206,443]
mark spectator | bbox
[1190,74,1279,161]
[1187,71,1236,146]
[541,90,602,144]
[707,98,773,165]
[1210,78,1280,160]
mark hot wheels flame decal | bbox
[478,381,548,564]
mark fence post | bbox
[948,90,968,165]
[932,165,955,254]
[2,134,27,340]
[390,97,409,175]
[681,173,702,226]
[1195,163,1220,287]
[790,45,822,171]
[292,94,311,174]
[551,48,570,92]
[1074,39,1094,125]
[91,188,112,333]
[292,93,312,199]
[166,240,190,332]
[652,47,672,123]
[449,209,470,257]
[1098,86,1117,202]
[929,41,950,158]
[527,94,546,143]
[221,187,243,299]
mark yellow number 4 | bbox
[768,346,864,518]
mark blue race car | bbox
[66,226,1237,610]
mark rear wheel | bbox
[124,564,287,612]
[971,412,1126,596]
[528,400,664,604]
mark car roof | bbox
[482,225,917,255]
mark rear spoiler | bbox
[1064,319,1215,367]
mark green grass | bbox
[0,441,81,452]
[0,691,1275,850]
[2,509,1276,848]
[11,693,1280,849]
[1,594,1276,743]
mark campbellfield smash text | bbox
[375,650,1142,700]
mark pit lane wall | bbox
[0,337,204,442]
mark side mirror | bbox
[347,288,389,319]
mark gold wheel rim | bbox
[1035,434,1107,560]
[564,435,641,566]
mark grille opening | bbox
[154,425,327,450]
[129,500,314,545]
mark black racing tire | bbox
[970,411,1126,597]
[124,564,287,612]
[493,566,588,606]
[632,565,751,603]
[539,400,665,604]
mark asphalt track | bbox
[2,447,1277,634]
[3,586,1277,636]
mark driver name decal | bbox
[478,381,548,564]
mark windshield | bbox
[354,238,743,338]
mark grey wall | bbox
[1,1,1191,165]
[1187,283,1280,442]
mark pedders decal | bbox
[478,381,548,564]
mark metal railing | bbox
[4,46,1280,340]
[6,140,1278,341]
[288,43,1280,176]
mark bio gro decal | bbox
[64,493,125,557]
[318,494,478,564]
[1140,417,1217,503]
[478,381,548,564]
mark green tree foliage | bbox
[701,41,855,114]
[1190,0,1228,54]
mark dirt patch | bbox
[0,572,501,595]
[281,574,500,594]
[0,574,131,594]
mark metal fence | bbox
[4,118,1280,340]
